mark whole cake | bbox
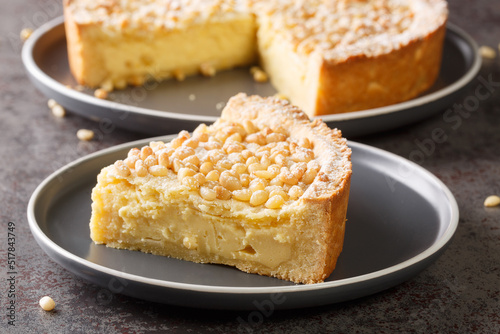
[90,93,352,284]
[63,0,448,116]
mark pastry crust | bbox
[63,0,448,116]
[313,24,447,115]
[90,93,352,284]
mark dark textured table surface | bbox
[1,1,499,333]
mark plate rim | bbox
[27,138,459,296]
[21,16,481,125]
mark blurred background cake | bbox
[63,0,448,116]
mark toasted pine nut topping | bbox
[114,117,320,209]
[20,28,33,42]
[484,195,500,207]
[250,66,269,83]
[48,98,66,117]
[77,129,94,141]
[479,46,497,59]
[200,62,216,77]
[39,296,56,311]
[94,88,109,99]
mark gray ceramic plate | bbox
[22,17,480,138]
[27,138,459,310]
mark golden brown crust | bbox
[64,0,112,86]
[64,0,85,85]
[313,22,447,115]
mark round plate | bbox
[22,17,480,137]
[27,138,459,310]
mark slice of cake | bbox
[63,0,448,116]
[90,93,352,284]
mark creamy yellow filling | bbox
[91,168,297,269]
[81,15,257,88]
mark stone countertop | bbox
[1,0,499,333]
